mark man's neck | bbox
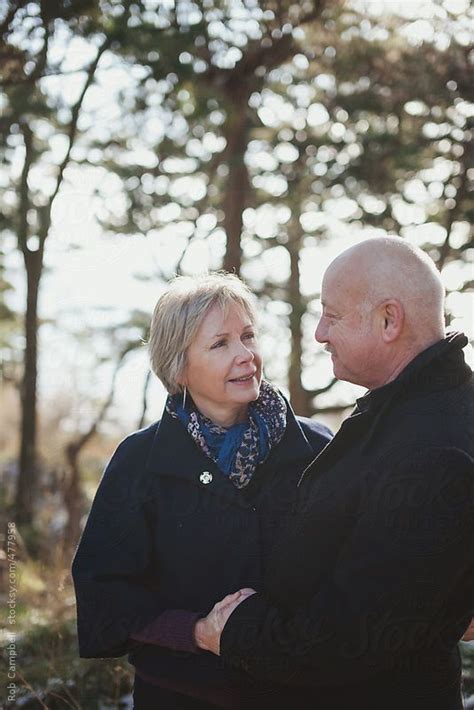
[373,333,446,390]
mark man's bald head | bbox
[316,237,446,389]
[327,237,445,343]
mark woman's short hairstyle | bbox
[149,272,257,394]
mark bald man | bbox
[196,238,474,710]
[315,237,446,390]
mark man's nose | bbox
[315,317,327,343]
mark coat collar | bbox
[145,395,314,500]
[355,331,471,415]
[298,332,471,486]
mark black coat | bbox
[71,400,331,700]
[221,333,474,710]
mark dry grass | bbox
[1,550,132,709]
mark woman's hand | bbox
[194,588,256,655]
[462,618,474,642]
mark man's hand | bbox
[462,618,474,642]
[194,588,256,655]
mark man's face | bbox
[315,264,380,388]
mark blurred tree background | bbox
[0,0,473,707]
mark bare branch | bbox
[137,369,152,430]
[438,143,471,270]
[41,0,133,248]
[313,403,355,415]
[308,377,338,398]
[66,342,137,458]
[17,122,34,254]
[45,36,113,231]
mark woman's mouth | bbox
[229,373,255,383]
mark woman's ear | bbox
[380,299,404,343]
[176,369,187,390]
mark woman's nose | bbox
[235,341,254,361]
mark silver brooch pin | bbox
[199,471,213,485]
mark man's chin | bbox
[332,365,360,387]
[331,360,349,384]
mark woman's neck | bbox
[192,399,248,428]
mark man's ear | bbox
[380,299,404,343]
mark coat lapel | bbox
[144,401,315,505]
[145,409,253,507]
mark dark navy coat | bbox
[221,334,474,709]
[72,400,331,698]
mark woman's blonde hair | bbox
[149,272,257,394]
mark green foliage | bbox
[3,0,472,412]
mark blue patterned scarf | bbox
[166,380,287,488]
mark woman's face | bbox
[181,301,262,427]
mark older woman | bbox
[72,273,331,709]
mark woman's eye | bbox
[211,340,226,349]
[243,332,255,340]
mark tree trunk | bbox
[137,369,152,430]
[62,443,86,557]
[16,248,43,524]
[287,223,311,416]
[222,109,249,274]
[13,31,116,529]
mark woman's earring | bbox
[182,386,187,409]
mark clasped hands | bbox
[194,589,474,656]
[463,619,474,643]
[194,588,256,655]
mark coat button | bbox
[200,471,213,485]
